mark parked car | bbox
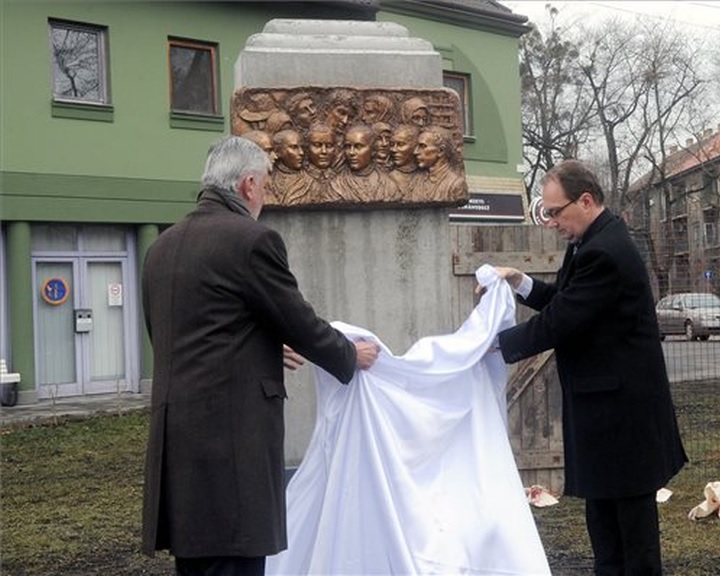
[655,292,720,341]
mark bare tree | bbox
[518,5,594,199]
[51,26,102,101]
[581,18,705,210]
[593,18,707,295]
[517,7,713,296]
[519,8,709,205]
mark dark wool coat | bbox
[499,210,687,499]
[141,189,356,558]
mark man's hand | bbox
[283,345,305,371]
[354,340,380,370]
[475,265,524,295]
[494,266,524,289]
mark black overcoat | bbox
[141,190,356,557]
[499,210,686,499]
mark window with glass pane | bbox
[169,39,219,115]
[49,19,109,104]
[443,72,471,137]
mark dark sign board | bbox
[449,192,526,223]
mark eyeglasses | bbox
[542,198,576,220]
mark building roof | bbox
[419,0,521,16]
[380,0,529,36]
[629,126,720,193]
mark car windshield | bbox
[685,294,720,309]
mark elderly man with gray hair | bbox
[141,135,379,576]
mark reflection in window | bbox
[169,38,218,115]
[443,71,471,137]
[32,224,78,252]
[32,225,127,253]
[49,19,109,104]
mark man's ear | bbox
[579,191,593,208]
[237,175,254,201]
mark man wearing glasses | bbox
[481,159,686,575]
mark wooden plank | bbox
[451,224,568,495]
[530,375,549,451]
[515,450,565,470]
[453,250,565,275]
[507,352,555,408]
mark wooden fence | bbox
[450,223,720,490]
[451,224,567,492]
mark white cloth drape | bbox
[267,265,551,575]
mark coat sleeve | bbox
[499,246,622,364]
[242,228,357,383]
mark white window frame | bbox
[705,222,718,247]
[49,19,110,105]
[443,71,472,138]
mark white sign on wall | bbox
[108,283,123,307]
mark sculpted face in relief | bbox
[231,87,468,209]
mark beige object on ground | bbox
[656,487,673,503]
[688,481,720,520]
[526,485,560,507]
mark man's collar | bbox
[198,187,251,217]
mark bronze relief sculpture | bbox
[231,87,468,209]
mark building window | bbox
[704,207,719,247]
[443,71,471,137]
[49,19,110,104]
[673,217,689,254]
[169,38,219,116]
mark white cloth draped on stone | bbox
[267,265,551,575]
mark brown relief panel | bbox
[231,87,469,209]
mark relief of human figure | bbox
[388,124,422,199]
[400,96,430,129]
[325,89,358,136]
[372,122,393,172]
[325,89,359,171]
[285,91,317,132]
[266,129,312,206]
[304,122,338,204]
[265,110,294,135]
[232,92,278,134]
[328,123,401,204]
[362,94,394,124]
[413,125,467,203]
[242,130,277,166]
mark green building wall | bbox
[2,1,284,225]
[377,7,526,180]
[0,0,527,399]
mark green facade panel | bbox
[1,0,528,404]
[377,10,525,178]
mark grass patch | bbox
[2,402,718,575]
[1,411,174,575]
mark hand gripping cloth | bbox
[267,265,551,575]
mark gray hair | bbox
[200,135,271,193]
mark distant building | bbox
[627,126,720,298]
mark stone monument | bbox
[233,19,468,209]
[234,19,465,464]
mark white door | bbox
[35,258,132,399]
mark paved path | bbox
[0,393,150,427]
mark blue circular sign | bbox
[41,277,70,305]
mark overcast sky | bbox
[500,1,720,31]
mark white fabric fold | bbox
[267,265,551,575]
